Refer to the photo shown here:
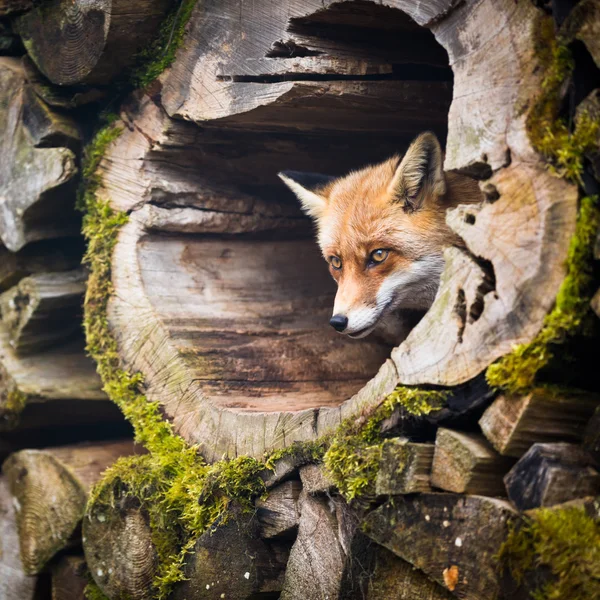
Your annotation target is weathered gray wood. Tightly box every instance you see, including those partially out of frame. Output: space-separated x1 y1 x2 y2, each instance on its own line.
299 463 335 495
172 511 288 600
0 477 39 600
85 497 157 600
16 0 171 85
0 268 86 354
362 494 516 600
3 440 137 575
504 443 600 511
431 428 514 496
479 388 600 458
0 325 107 430
0 238 83 292
0 57 80 252
256 480 301 539
280 492 361 600
51 555 88 600
375 438 434 495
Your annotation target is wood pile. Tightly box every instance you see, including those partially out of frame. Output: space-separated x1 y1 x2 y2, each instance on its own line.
0 1 599 599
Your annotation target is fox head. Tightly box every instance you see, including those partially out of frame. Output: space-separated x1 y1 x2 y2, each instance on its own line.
279 132 481 339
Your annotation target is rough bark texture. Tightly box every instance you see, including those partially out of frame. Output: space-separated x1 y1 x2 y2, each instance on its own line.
256 480 302 540
2 440 137 574
362 494 517 600
0 57 80 252
0 268 86 354
375 438 434 495
430 428 515 496
479 388 600 458
299 463 335 495
503 443 600 511
93 0 581 461
15 0 171 85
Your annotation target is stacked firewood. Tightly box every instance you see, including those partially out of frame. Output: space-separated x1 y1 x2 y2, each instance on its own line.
0 1 599 600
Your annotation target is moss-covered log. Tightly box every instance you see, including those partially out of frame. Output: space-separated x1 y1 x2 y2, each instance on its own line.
15 0 171 86
2 440 137 574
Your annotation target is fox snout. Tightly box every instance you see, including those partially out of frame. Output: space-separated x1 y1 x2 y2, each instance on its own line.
330 302 382 339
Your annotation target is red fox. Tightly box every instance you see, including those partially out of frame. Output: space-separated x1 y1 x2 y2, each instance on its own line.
279 132 483 345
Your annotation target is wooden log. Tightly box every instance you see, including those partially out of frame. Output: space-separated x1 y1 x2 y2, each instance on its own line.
280 492 363 600
51 555 87 600
0 57 80 252
504 443 600 511
0 326 109 430
351 545 454 600
593 287 600 319
2 440 137 574
171 510 288 600
375 438 434 495
576 89 600 182
0 0 31 16
479 388 600 457
362 494 517 600
299 463 335 495
561 0 600 68
256 480 301 539
84 495 157 600
430 428 515 496
0 268 86 355
0 477 39 600
15 0 171 86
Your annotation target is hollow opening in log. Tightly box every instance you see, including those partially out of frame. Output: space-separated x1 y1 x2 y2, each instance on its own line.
128 2 454 414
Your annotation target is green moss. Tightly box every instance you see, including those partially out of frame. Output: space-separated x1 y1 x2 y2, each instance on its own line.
323 388 448 501
0 388 28 428
128 0 198 89
498 505 600 600
486 195 600 394
84 581 110 600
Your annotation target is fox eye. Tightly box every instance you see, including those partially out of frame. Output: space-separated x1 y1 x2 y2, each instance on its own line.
370 249 389 264
329 256 342 270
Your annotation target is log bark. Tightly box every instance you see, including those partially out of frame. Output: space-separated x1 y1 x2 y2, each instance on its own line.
430 428 515 496
0 57 80 252
479 388 600 458
256 480 301 540
0 268 86 355
84 496 157 600
362 494 517 600
2 440 137 574
51 555 88 600
15 0 171 86
0 477 40 600
172 512 289 600
375 438 434 495
503 443 600 511
92 0 582 461
0 327 109 430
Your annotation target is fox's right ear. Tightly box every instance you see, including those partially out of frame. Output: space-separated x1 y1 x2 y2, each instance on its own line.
278 171 334 219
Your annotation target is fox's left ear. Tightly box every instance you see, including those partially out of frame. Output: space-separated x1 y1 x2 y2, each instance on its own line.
278 171 335 219
389 132 446 212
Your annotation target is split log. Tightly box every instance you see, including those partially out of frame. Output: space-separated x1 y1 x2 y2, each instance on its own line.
93 0 581 461
0 268 86 355
2 440 137 574
256 480 301 539
375 438 434 495
362 494 517 600
0 327 110 430
0 57 80 252
51 555 88 600
15 0 171 86
479 388 600 457
299 463 335 495
0 238 84 292
84 495 157 600
280 492 364 600
0 477 39 600
430 428 514 496
172 511 288 600
352 545 454 600
503 443 600 511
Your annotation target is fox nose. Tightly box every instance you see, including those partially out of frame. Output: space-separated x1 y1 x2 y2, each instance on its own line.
329 315 348 332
